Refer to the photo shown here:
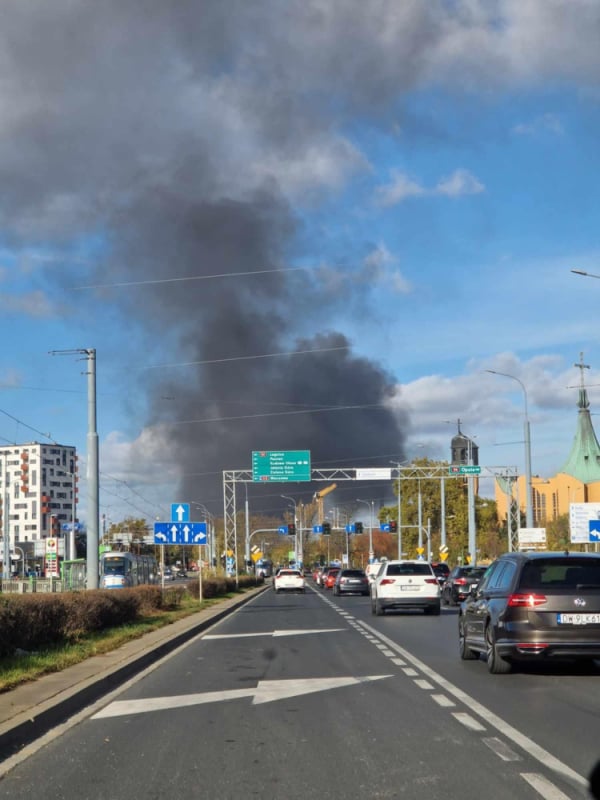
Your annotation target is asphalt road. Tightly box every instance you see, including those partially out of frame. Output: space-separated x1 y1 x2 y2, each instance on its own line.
0 583 598 799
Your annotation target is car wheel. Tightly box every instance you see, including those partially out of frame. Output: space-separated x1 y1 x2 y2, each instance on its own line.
458 618 478 660
485 623 511 674
375 599 385 616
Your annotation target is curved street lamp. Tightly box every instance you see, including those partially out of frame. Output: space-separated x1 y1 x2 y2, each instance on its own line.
485 369 533 529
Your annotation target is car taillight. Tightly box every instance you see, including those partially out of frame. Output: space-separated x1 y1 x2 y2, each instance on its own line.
507 593 547 607
454 578 467 585
424 578 438 585
380 578 395 586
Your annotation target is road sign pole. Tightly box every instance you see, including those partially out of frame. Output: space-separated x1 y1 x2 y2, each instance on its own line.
198 546 203 603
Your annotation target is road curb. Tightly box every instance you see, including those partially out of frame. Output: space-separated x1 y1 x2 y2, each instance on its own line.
0 584 269 763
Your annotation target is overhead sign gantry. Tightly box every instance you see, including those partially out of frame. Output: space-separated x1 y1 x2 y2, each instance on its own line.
222 454 519 581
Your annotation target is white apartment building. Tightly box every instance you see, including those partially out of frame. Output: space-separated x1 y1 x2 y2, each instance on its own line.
0 442 78 544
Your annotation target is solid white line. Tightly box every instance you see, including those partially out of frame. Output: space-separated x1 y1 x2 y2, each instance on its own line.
521 773 573 799
453 712 486 732
356 619 588 789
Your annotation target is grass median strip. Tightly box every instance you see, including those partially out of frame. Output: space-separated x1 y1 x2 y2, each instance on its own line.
0 594 230 694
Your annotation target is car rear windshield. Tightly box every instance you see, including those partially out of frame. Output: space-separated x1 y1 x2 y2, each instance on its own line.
518 558 600 590
386 563 433 577
342 570 366 578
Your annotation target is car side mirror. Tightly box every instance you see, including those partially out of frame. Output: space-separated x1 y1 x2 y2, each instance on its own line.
590 759 600 799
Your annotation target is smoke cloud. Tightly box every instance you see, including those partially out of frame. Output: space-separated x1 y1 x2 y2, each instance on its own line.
6 2 593 512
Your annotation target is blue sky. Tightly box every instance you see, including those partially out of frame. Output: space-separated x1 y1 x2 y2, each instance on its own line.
1 1 600 525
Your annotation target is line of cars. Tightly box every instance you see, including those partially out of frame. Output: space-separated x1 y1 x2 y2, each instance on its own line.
275 551 600 676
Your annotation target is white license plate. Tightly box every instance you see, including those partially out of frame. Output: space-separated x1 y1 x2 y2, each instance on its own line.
557 613 600 625
401 585 417 591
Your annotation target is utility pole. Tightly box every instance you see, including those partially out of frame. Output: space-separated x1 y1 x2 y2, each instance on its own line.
49 348 99 588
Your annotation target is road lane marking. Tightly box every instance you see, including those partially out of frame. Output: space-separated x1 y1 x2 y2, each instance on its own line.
203 628 344 639
453 712 486 732
355 619 588 790
431 694 455 708
92 675 393 719
521 773 574 799
483 737 521 762
414 679 434 690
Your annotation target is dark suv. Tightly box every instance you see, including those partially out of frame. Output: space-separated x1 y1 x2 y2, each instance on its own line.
442 565 487 605
458 551 600 674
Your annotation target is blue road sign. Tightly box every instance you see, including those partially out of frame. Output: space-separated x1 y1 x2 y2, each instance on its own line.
345 524 356 534
154 521 207 544
589 520 600 542
61 522 83 532
380 523 390 532
313 525 323 534
278 525 288 535
171 503 190 523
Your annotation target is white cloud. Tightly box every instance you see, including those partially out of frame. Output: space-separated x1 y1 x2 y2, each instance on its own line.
375 171 426 206
363 244 412 294
512 113 564 136
434 168 485 197
376 168 484 206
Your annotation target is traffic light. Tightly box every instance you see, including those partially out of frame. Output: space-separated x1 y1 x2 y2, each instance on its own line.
322 522 331 535
287 522 296 535
355 521 364 534
389 520 398 533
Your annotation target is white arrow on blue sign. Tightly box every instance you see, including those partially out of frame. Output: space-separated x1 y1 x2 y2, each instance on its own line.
171 503 190 523
589 520 600 542
154 521 207 544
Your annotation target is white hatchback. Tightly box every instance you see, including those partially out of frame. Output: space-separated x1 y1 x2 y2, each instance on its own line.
273 569 306 593
370 560 441 616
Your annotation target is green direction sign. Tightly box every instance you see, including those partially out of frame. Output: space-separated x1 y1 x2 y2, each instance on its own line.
448 465 482 476
252 450 311 482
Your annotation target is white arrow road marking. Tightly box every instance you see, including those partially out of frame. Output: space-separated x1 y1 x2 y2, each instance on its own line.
92 675 391 719
203 628 344 640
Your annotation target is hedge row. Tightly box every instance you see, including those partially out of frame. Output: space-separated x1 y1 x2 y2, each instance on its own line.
0 575 262 657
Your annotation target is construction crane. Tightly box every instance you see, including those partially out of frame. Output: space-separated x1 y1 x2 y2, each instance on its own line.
314 483 337 524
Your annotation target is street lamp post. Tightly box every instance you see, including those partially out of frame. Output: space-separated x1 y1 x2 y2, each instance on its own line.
485 370 533 529
356 498 374 562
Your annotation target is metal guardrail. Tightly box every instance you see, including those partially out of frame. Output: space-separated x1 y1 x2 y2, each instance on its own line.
0 577 85 593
